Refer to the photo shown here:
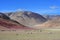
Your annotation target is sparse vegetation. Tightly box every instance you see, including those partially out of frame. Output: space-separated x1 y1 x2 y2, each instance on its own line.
0 29 60 40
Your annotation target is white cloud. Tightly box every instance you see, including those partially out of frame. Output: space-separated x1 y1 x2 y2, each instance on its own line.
49 6 59 9
16 8 28 11
17 9 23 11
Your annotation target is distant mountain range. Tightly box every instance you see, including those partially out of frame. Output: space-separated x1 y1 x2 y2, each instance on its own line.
0 11 60 29
43 15 60 20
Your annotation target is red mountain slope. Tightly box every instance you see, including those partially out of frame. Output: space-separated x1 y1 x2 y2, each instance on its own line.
0 18 33 30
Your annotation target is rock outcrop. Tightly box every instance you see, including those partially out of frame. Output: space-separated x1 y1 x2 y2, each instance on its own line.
0 12 10 20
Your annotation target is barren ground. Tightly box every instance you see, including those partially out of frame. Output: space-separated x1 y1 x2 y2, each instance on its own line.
0 29 60 40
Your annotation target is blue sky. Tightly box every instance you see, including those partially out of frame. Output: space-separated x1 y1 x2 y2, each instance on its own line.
0 0 60 15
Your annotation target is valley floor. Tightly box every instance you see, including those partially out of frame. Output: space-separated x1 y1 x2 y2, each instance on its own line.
0 29 60 40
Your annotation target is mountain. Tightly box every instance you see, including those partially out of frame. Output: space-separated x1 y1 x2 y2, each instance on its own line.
0 12 33 30
9 11 47 28
0 18 33 30
34 15 60 29
0 11 47 29
43 15 60 20
0 12 10 20
34 19 60 29
0 11 60 29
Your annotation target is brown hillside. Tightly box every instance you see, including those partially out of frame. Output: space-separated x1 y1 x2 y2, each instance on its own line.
34 19 60 29
0 18 33 30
